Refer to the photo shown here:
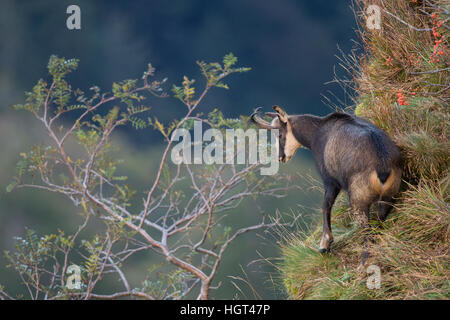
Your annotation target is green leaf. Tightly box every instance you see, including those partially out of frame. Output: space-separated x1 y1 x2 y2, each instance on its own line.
172 85 184 101
6 181 18 193
66 104 87 111
48 55 79 80
223 53 238 69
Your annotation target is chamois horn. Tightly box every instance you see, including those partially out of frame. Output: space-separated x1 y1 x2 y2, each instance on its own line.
250 107 276 130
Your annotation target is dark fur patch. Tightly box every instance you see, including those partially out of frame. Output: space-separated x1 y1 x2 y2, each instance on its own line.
377 171 391 184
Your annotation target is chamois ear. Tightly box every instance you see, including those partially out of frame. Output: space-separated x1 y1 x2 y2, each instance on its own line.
273 105 288 123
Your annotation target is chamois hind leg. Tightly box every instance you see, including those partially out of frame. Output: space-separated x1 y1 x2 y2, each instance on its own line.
318 182 340 253
376 197 395 221
350 200 371 266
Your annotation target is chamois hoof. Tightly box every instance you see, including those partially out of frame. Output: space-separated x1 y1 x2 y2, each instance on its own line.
356 263 365 274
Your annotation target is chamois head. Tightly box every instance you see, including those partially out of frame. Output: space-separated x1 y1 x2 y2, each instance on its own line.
251 105 301 163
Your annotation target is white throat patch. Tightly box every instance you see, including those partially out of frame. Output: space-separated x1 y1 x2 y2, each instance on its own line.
284 121 302 161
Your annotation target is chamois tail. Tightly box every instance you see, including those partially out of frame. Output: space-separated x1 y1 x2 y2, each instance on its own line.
369 169 396 195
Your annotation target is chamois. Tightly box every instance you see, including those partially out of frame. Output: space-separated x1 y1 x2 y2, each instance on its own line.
251 106 402 264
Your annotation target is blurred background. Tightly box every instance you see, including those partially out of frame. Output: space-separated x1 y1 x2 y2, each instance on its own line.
0 0 359 299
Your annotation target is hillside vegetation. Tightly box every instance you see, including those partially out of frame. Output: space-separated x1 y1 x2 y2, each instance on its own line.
280 0 449 299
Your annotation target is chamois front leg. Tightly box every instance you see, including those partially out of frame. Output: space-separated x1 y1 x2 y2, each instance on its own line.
318 182 340 253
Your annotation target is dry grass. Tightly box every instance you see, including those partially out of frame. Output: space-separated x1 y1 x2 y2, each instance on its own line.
353 0 449 181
